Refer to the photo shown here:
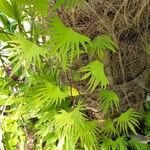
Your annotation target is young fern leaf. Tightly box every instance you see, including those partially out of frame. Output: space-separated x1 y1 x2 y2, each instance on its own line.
53 104 98 150
56 53 70 70
30 68 59 85
101 138 114 150
8 34 47 76
114 108 140 135
99 90 120 114
56 50 81 70
101 137 128 150
50 17 91 63
100 119 117 137
114 136 128 150
92 35 118 58
26 70 78 111
80 60 109 91
128 138 146 150
31 82 79 109
34 110 58 141
32 81 69 107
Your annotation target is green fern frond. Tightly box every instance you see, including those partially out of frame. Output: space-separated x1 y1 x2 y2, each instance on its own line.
128 138 145 150
34 110 58 140
99 90 120 114
80 60 109 91
31 0 49 16
24 70 79 112
50 17 91 62
30 68 59 85
114 108 140 135
13 0 49 16
115 136 128 150
55 50 81 70
101 138 114 150
53 104 98 150
8 34 47 76
30 84 79 110
101 137 128 150
57 53 70 70
0 13 10 28
32 81 69 107
0 0 16 19
100 119 117 137
143 108 150 134
92 35 118 58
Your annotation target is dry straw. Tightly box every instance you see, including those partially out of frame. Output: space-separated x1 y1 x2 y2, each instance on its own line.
51 0 150 116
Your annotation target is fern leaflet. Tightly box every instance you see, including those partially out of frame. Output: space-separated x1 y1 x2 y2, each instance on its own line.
101 137 127 150
50 17 91 63
100 119 117 137
53 104 98 150
80 60 109 91
114 108 140 135
8 34 47 76
99 90 120 114
93 35 117 55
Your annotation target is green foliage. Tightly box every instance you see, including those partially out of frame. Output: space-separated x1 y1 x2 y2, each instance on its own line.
3 102 98 149
6 0 49 17
101 137 128 150
0 32 12 41
0 0 16 19
9 34 47 76
101 138 114 150
80 60 109 91
50 16 91 65
0 0 144 149
100 109 140 138
92 35 118 58
128 138 148 150
19 0 49 16
2 118 25 150
114 108 140 135
53 104 98 150
100 119 117 137
0 0 22 28
143 112 150 134
31 0 49 16
26 70 79 111
115 136 128 150
142 101 150 135
32 80 71 106
0 13 9 27
99 90 120 114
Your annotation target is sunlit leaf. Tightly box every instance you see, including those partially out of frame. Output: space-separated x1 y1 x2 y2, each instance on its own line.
99 90 120 114
80 60 109 91
92 35 118 59
114 108 140 135
50 17 91 64
9 34 47 76
53 104 98 150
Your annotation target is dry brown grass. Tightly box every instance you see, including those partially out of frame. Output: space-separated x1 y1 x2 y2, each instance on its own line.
51 0 150 116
